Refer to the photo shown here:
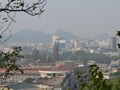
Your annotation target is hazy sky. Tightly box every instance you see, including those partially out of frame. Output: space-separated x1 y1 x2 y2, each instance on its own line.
9 0 120 38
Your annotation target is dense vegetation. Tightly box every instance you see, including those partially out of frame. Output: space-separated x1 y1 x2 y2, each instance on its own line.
111 77 120 90
60 51 119 63
24 49 120 63
76 65 120 90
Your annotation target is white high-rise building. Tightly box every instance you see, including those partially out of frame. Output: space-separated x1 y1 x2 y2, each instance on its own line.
52 35 60 46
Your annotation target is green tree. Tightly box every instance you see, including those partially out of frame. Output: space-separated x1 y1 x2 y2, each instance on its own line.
116 31 120 48
81 65 113 90
76 64 120 90
0 47 24 78
32 49 40 60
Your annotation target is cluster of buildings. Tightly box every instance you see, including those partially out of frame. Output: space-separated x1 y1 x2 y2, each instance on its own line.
1 59 120 90
0 61 89 90
2 35 119 54
52 35 119 60
0 35 120 89
52 35 119 53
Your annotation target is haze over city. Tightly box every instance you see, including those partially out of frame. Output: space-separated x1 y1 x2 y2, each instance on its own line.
8 0 120 38
1 0 120 90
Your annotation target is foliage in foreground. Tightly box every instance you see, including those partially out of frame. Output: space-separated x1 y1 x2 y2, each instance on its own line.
77 65 120 90
0 47 24 90
0 47 24 79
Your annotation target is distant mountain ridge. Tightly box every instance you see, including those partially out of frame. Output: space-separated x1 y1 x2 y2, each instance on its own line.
8 29 80 43
54 29 80 40
4 30 111 43
9 29 52 43
94 32 110 40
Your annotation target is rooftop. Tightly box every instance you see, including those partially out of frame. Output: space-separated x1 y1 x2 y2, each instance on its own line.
39 77 64 86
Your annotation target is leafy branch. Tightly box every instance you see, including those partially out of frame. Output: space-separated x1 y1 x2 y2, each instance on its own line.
0 47 24 79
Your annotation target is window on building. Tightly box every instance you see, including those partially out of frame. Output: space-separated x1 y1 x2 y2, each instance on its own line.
47 74 52 76
57 73 64 76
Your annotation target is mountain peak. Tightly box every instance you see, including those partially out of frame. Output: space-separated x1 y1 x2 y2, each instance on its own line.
55 29 80 40
9 29 52 43
56 28 65 32
7 29 80 43
94 32 110 40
